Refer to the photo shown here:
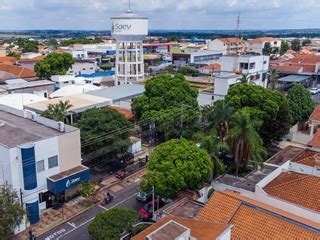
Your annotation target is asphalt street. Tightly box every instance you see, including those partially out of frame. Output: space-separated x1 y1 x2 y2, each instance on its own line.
39 181 144 240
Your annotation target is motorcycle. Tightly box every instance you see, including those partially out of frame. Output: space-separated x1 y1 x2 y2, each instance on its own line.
115 170 125 179
103 193 114 205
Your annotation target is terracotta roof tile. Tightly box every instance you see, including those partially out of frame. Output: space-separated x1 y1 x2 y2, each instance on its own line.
271 64 303 73
249 37 276 44
108 106 135 120
132 215 228 240
0 64 36 79
218 38 245 44
308 129 320 148
263 172 320 212
0 56 17 65
292 148 319 167
198 63 221 72
196 191 320 239
309 105 320 122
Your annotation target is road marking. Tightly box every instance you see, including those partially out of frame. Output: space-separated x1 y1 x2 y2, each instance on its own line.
98 205 108 210
44 228 66 240
56 193 138 240
66 222 76 228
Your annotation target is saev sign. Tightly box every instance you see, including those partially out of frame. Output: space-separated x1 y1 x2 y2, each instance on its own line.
113 23 132 32
66 177 81 188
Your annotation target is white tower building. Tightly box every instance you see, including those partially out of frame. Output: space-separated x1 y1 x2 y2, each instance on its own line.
111 9 148 85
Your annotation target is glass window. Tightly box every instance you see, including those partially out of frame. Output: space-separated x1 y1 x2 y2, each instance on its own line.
37 160 45 173
48 156 58 169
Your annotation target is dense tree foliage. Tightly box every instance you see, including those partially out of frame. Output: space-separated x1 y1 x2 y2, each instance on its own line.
178 66 200 76
287 84 315 124
229 109 267 175
302 39 312 46
291 39 302 52
0 184 25 238
16 39 39 53
88 208 138 240
34 52 75 79
60 38 103 47
262 42 272 55
79 182 96 201
75 107 133 156
42 100 73 123
280 41 290 55
132 74 199 140
225 83 293 145
141 139 212 198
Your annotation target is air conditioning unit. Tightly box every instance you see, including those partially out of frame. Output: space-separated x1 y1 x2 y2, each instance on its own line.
31 112 37 121
58 121 65 132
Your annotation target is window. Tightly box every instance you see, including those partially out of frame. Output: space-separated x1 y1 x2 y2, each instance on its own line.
249 62 256 69
90 67 94 70
239 62 249 70
263 61 267 64
48 156 58 169
37 160 45 173
82 68 86 71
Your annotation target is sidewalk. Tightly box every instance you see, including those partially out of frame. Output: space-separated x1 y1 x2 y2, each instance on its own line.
18 167 146 239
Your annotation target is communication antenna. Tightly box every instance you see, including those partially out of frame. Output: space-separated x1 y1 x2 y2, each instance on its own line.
128 0 131 10
236 12 241 38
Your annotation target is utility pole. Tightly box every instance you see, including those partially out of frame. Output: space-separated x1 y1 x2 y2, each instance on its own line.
148 121 156 155
152 185 155 217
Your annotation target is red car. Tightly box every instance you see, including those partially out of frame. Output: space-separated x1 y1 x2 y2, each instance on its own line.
139 199 164 220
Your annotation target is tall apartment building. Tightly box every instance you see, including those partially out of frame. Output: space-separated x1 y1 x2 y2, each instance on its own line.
208 38 246 55
0 105 89 233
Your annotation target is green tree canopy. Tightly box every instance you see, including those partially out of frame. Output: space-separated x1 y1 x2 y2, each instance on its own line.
75 107 133 156
291 39 301 52
132 74 199 139
141 139 212 198
302 39 312 46
88 208 139 240
262 42 272 55
225 83 293 145
229 109 267 175
42 100 73 123
0 184 25 238
178 66 200 76
280 41 290 55
287 84 315 124
34 52 75 79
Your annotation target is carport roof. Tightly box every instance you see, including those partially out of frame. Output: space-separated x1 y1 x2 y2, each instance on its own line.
278 75 311 83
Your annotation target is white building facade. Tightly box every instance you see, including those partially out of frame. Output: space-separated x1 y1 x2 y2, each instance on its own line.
247 37 282 55
0 105 89 234
208 38 246 55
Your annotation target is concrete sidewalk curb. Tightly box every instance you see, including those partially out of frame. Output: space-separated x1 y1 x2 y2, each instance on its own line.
36 168 145 238
36 203 95 238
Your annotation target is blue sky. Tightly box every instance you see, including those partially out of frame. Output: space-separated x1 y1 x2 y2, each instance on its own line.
0 0 319 30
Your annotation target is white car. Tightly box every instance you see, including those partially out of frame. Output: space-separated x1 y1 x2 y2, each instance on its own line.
309 88 320 95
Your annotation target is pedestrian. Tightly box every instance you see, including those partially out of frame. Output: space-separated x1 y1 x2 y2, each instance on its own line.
28 229 34 240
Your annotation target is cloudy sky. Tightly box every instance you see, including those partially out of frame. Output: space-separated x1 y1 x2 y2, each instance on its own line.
0 0 319 30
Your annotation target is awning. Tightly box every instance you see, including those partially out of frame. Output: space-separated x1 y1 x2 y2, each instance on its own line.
47 165 90 195
278 75 311 83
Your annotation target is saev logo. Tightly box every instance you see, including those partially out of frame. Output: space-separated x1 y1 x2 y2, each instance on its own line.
65 177 80 188
113 23 132 32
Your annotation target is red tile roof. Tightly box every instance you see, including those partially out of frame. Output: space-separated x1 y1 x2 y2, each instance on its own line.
218 38 245 44
309 105 320 122
198 63 221 72
0 64 36 79
196 191 320 239
292 148 320 167
308 129 320 148
132 215 228 240
263 172 320 212
271 64 303 73
249 37 276 44
0 56 17 65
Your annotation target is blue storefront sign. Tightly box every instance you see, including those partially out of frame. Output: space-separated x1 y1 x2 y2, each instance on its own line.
47 168 90 195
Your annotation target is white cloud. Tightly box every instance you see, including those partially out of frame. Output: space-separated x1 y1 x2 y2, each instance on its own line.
0 0 318 30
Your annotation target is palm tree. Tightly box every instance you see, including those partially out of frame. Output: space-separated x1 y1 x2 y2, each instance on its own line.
269 69 279 90
42 100 73 123
194 132 228 180
239 73 250 83
207 100 234 143
229 109 267 176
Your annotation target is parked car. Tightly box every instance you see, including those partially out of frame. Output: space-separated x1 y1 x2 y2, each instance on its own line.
139 199 165 220
309 88 320 95
136 190 152 202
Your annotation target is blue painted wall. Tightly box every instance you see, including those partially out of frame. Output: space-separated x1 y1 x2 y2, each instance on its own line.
21 146 37 190
26 201 40 224
47 168 90 195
